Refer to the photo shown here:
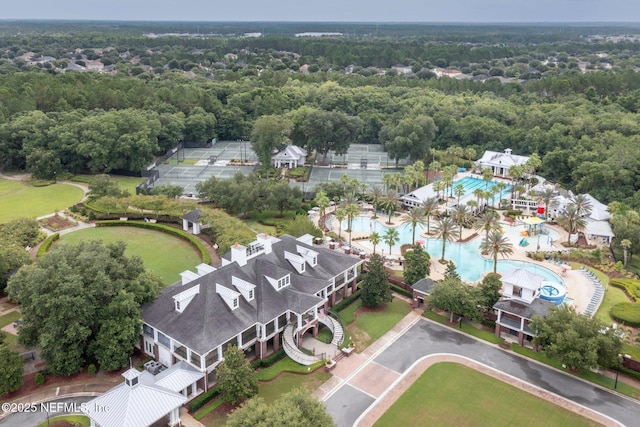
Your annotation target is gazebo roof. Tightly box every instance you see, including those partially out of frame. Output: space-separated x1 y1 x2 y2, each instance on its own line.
522 216 545 226
501 268 544 291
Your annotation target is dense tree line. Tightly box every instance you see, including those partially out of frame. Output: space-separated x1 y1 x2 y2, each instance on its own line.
6 240 162 375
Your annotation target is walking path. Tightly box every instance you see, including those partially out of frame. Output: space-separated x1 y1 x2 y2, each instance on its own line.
317 308 640 427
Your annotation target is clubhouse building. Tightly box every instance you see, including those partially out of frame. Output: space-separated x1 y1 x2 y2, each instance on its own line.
139 233 363 392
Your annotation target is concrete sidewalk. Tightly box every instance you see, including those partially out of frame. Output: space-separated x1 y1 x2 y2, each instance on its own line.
314 306 423 402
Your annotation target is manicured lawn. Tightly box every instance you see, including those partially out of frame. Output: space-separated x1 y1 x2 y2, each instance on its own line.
72 174 144 195
348 298 411 349
36 414 90 427
257 369 331 404
255 358 324 382
0 311 21 328
337 299 363 324
54 227 201 285
374 362 601 427
0 178 83 223
106 175 145 195
423 310 504 344
200 364 331 427
595 284 632 326
1 332 27 354
512 345 640 399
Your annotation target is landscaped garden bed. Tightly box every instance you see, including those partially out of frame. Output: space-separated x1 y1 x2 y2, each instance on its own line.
38 214 76 232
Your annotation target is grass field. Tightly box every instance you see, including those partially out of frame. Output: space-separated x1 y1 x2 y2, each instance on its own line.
348 298 411 349
0 178 84 223
36 414 90 427
374 362 601 427
595 285 631 326
54 227 202 285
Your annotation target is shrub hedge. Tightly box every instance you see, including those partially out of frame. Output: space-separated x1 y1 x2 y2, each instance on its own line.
189 385 221 412
332 289 362 313
390 284 413 298
610 302 640 327
37 233 60 258
610 278 640 302
250 348 285 370
95 221 211 264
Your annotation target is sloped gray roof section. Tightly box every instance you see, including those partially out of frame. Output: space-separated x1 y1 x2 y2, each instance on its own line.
411 277 437 295
493 298 554 320
142 234 359 355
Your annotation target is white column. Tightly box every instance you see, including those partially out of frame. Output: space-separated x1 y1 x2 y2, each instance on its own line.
520 317 525 331
169 407 180 426
182 219 189 231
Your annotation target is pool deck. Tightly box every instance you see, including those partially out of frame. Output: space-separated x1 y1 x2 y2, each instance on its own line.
317 202 598 317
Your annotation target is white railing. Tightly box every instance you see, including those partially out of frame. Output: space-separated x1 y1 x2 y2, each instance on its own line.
319 315 344 347
282 325 322 366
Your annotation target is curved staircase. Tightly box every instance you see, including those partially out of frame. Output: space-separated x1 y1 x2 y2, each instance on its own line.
282 324 323 365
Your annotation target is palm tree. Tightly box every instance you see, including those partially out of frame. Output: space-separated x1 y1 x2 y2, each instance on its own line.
428 160 441 184
454 183 465 207
464 147 477 163
422 197 439 235
344 203 360 246
480 231 514 273
368 185 384 219
487 186 498 208
539 187 558 221
482 167 493 190
621 239 632 267
370 231 381 255
381 189 400 224
434 180 446 201
451 204 469 240
383 227 400 256
382 173 393 193
475 210 501 239
495 181 508 208
572 194 593 218
508 165 524 199
334 208 346 241
434 217 459 262
403 207 427 244
466 199 478 215
557 204 586 246
473 188 484 209
524 153 542 190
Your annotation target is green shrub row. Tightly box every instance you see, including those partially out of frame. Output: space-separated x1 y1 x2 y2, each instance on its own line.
610 278 640 302
332 289 362 313
189 384 221 412
390 284 412 298
250 348 285 370
610 302 640 327
37 233 60 258
96 221 211 264
618 365 640 381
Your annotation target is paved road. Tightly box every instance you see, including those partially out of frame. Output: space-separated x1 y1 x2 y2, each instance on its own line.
325 319 640 427
0 396 93 426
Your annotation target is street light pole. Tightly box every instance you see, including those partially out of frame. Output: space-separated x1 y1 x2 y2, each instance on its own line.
614 370 619 389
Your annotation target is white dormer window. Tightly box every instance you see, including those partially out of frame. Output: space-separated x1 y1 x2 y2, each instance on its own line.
173 284 200 313
296 245 318 267
216 283 242 310
284 251 306 274
286 275 290 285
232 276 256 302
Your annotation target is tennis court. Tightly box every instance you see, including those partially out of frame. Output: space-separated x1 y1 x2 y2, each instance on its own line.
149 142 407 196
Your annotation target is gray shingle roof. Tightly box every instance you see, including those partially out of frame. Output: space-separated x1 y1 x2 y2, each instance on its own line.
142 234 361 355
411 277 437 295
180 209 203 222
493 298 554 320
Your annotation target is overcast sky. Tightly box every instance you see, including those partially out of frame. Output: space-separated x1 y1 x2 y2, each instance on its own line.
2 1 640 22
